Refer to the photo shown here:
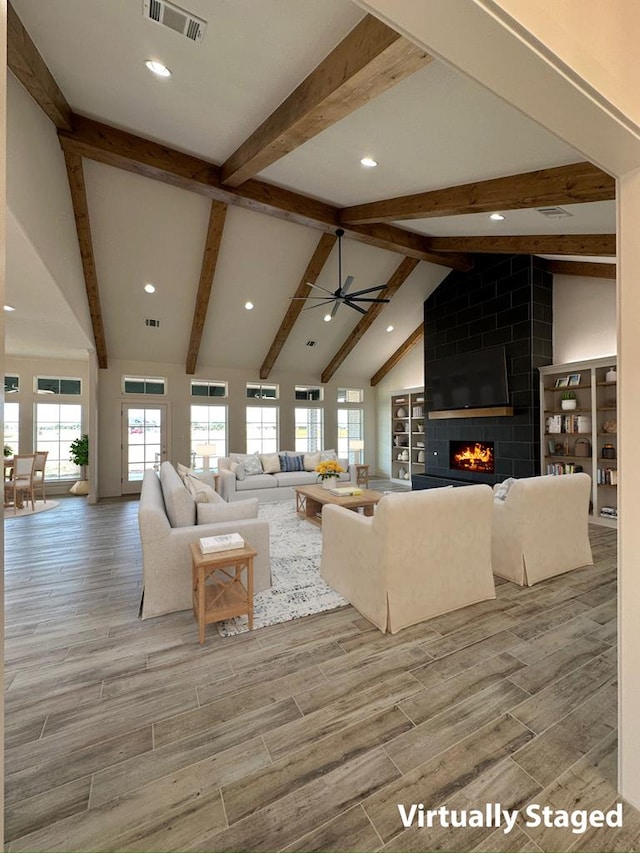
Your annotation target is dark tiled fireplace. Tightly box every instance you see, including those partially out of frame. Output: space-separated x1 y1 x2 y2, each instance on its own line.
449 441 495 474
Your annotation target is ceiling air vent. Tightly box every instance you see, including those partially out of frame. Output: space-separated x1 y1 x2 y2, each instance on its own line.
142 0 207 43
537 206 574 219
306 341 317 347
145 318 161 328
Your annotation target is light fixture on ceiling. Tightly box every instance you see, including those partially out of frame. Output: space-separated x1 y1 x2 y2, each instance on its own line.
324 314 332 322
360 157 378 168
490 212 505 221
4 305 15 312
144 283 156 293
245 301 254 310
386 325 394 332
145 59 172 78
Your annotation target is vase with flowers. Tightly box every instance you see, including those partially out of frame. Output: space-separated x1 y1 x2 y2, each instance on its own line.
316 459 345 490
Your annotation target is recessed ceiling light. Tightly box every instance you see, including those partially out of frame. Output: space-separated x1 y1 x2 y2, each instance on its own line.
145 60 171 78
360 157 378 168
386 325 394 332
324 314 332 322
4 305 15 312
245 301 254 310
490 212 505 221
144 283 156 294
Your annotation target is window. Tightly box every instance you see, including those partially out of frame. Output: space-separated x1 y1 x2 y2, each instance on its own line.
35 403 82 479
337 387 364 403
190 405 227 468
295 385 323 401
338 408 364 463
5 375 19 394
123 376 166 395
36 376 82 395
246 406 278 454
246 382 278 400
295 407 323 453
191 380 227 398
4 402 19 455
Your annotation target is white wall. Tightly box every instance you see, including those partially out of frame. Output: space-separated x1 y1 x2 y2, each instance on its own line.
98 359 377 497
553 274 617 363
374 343 423 477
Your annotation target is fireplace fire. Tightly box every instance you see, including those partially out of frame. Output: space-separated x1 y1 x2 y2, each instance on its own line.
450 441 495 474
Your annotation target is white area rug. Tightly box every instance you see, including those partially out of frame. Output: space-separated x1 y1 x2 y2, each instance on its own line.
4 500 59 519
218 500 347 636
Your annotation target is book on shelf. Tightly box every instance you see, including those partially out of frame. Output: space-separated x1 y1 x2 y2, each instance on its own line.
329 486 363 496
199 532 245 554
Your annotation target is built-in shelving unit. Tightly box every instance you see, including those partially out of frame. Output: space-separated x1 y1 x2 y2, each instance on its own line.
391 389 425 482
539 356 617 527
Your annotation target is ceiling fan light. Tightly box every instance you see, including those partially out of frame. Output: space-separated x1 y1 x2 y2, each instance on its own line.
324 314 332 322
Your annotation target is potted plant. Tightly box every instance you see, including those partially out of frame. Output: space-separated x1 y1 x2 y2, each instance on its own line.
4 444 12 458
69 433 89 495
561 390 577 411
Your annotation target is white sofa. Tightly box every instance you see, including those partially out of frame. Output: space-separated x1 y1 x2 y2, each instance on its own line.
491 472 593 586
138 461 271 618
320 484 496 634
218 451 356 502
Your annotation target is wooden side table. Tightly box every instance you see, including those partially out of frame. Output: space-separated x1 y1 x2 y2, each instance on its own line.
355 464 369 488
189 541 256 643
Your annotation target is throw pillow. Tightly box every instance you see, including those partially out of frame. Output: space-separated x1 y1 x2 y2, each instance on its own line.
197 497 259 524
176 463 192 482
320 449 338 462
242 452 263 477
303 452 320 472
184 474 219 503
260 452 281 474
230 461 246 481
279 453 304 472
494 477 516 502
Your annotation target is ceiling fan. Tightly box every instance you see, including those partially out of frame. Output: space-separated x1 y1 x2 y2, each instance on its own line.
292 228 390 319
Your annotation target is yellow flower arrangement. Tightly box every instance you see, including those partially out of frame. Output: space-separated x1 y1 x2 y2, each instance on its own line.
315 459 345 480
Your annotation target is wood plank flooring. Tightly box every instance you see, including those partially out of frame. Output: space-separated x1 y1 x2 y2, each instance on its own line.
4 492 636 852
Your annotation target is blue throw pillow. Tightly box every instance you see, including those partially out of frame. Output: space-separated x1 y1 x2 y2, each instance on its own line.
279 454 304 472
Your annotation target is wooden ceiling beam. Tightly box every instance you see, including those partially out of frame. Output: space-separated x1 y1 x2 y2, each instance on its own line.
58 117 472 271
546 259 616 279
186 201 228 375
426 234 615 256
371 322 424 386
340 162 615 224
63 151 108 368
221 15 432 187
321 257 419 384
260 233 337 380
8 1 73 131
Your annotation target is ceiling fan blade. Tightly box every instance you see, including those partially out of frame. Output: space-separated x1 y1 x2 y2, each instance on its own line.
302 298 336 310
345 296 391 303
340 275 355 296
345 301 367 315
306 282 335 295
330 300 341 318
347 284 389 297
290 295 339 300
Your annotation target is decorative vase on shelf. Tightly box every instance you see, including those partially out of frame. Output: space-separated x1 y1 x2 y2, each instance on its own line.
396 407 407 418
606 368 617 383
398 466 406 479
322 476 338 490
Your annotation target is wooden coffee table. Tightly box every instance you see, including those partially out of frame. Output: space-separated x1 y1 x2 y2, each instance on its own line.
294 484 383 527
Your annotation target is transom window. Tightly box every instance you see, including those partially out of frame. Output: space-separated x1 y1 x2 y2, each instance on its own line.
123 376 166 395
337 387 364 403
295 407 323 453
35 403 83 479
246 382 278 400
246 406 278 454
295 385 323 401
191 380 227 398
190 405 227 469
338 408 364 463
5 375 19 394
36 376 82 395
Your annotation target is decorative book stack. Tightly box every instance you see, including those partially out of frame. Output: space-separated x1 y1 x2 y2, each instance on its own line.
199 533 245 554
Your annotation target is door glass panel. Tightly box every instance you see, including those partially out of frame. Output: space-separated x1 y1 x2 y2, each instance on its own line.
122 404 166 492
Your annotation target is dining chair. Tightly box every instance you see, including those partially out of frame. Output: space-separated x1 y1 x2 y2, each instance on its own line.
5 454 37 513
33 450 49 503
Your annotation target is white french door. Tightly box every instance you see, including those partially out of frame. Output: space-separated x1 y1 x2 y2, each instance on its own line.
121 403 168 494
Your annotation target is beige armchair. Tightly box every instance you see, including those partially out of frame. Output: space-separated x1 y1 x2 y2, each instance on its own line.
320 484 496 634
491 472 593 586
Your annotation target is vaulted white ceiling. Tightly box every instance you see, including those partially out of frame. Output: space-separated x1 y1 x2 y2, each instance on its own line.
6 0 615 378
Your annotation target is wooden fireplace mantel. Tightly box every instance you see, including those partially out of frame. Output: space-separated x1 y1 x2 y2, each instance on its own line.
428 406 514 420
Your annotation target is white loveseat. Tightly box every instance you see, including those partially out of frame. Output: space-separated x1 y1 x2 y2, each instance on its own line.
138 461 271 618
491 472 593 586
320 484 496 634
218 451 356 503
